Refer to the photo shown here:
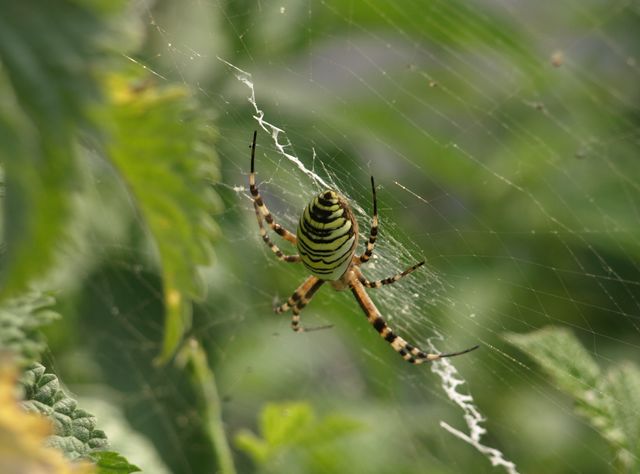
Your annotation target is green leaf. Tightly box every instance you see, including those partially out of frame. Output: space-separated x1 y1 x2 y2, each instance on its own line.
103 74 218 364
503 326 601 400
234 430 270 465
89 451 141 474
0 0 108 299
0 292 60 366
605 363 640 471
504 327 609 431
261 401 315 446
505 327 640 472
298 414 363 446
20 363 109 459
235 401 362 467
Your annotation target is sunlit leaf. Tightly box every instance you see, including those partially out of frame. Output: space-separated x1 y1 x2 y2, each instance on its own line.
234 431 270 465
235 401 362 468
89 451 141 474
298 414 363 446
261 401 315 446
103 74 219 363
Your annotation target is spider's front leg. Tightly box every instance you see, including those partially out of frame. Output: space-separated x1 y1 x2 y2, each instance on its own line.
274 276 331 332
254 203 300 263
249 130 298 245
357 176 379 264
350 278 478 363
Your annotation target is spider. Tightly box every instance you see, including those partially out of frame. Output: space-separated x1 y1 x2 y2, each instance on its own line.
249 131 478 364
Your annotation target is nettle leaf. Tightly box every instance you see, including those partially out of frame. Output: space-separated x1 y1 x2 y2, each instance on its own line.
503 326 611 429
89 451 141 474
261 401 315 446
604 363 640 471
104 74 219 363
234 431 270 465
298 414 363 446
20 363 109 459
235 401 362 467
504 327 609 424
0 0 109 299
0 292 60 366
504 326 601 394
0 360 96 474
505 326 640 472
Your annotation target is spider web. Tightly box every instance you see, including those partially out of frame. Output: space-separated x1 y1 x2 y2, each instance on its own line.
218 57 516 472
51 1 640 473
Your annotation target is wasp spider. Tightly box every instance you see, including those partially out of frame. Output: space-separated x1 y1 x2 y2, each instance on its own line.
249 131 478 364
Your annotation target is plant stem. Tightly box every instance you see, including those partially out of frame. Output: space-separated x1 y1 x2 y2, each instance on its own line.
178 338 237 474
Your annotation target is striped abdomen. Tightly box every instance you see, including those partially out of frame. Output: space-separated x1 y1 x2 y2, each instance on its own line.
296 190 358 281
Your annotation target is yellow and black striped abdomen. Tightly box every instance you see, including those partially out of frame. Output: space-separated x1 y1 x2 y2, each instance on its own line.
297 190 358 281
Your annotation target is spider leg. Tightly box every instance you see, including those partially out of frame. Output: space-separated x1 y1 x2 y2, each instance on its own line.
355 261 425 288
357 176 378 264
254 203 300 263
274 276 318 313
274 276 331 332
350 278 478 363
249 130 298 244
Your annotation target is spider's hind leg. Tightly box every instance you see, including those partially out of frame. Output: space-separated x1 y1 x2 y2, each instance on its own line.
350 278 477 363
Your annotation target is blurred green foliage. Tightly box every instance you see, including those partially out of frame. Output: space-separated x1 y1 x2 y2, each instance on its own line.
0 0 639 473
0 292 59 366
235 401 362 473
0 0 218 470
506 327 640 473
0 0 105 298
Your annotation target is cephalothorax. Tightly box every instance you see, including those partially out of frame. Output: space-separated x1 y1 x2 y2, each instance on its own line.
249 131 477 364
